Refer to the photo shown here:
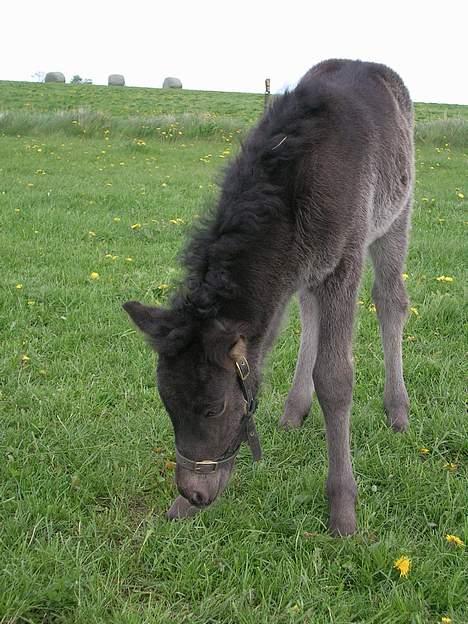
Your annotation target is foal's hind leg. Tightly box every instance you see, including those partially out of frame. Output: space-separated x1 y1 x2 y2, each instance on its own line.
369 206 411 432
280 289 319 429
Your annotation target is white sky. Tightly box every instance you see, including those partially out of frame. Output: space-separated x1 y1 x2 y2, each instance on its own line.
1 0 467 104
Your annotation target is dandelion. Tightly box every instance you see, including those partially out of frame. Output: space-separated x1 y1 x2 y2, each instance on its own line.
88 231 96 237
456 192 464 199
419 447 430 455
410 307 419 316
402 273 409 280
436 275 454 282
27 300 35 306
35 169 46 175
169 218 185 225
21 354 30 363
445 534 464 547
16 283 23 289
113 217 121 222
89 272 100 280
443 462 457 472
440 617 452 624
393 555 411 577
368 303 377 313
135 139 146 146
131 223 142 230
125 257 134 262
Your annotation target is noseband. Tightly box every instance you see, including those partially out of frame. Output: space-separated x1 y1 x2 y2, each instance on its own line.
174 356 262 473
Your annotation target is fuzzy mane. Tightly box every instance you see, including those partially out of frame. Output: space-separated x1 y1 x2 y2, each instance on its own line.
170 84 328 320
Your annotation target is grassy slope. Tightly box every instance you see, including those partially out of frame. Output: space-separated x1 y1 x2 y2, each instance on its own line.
0 84 467 624
1 80 467 122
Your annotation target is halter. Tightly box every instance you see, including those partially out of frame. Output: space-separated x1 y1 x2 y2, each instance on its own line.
174 356 262 473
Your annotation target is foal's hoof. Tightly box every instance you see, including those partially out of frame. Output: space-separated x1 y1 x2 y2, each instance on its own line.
166 495 202 520
386 407 409 433
279 402 309 430
329 512 357 537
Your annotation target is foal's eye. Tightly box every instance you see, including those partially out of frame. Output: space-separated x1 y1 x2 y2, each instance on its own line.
203 401 226 419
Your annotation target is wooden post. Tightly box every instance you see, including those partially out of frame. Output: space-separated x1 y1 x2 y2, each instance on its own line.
264 78 271 111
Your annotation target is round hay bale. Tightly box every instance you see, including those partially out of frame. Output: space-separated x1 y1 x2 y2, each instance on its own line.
45 72 65 83
108 74 125 87
163 77 182 89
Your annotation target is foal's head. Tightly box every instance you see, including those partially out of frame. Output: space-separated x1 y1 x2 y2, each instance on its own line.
124 301 257 508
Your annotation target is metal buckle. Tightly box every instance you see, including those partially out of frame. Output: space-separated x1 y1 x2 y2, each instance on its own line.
235 357 250 381
194 460 218 473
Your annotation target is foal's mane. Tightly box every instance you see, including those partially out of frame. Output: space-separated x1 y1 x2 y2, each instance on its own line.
170 85 326 322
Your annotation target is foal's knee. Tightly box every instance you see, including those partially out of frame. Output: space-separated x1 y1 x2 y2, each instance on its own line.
314 357 354 414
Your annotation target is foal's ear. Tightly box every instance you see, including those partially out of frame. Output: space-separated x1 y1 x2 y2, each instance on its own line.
203 319 247 370
123 301 191 355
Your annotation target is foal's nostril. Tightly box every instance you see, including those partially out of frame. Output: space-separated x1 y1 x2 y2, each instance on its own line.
189 491 207 507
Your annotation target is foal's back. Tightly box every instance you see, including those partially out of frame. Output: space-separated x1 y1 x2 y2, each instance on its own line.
298 59 414 244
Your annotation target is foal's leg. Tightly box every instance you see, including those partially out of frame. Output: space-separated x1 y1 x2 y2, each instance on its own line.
369 207 411 432
313 264 361 536
280 289 319 429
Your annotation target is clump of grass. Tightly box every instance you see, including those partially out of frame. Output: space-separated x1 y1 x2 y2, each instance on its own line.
414 118 468 147
0 109 249 140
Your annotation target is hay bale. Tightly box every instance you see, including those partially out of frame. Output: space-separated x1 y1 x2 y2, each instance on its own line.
45 72 65 83
108 74 125 86
163 77 182 89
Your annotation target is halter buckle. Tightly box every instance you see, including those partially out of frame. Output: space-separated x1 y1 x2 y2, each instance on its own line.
194 460 218 473
235 357 250 381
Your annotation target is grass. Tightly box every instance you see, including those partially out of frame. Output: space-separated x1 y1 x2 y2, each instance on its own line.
0 82 467 624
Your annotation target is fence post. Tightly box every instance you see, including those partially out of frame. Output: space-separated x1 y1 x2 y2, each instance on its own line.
264 78 271 111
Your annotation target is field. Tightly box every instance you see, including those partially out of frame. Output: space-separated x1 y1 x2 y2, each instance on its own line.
0 82 467 624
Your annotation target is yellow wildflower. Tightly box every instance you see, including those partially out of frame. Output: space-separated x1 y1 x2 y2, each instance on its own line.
443 462 457 472
88 231 96 237
131 223 141 230
21 354 30 363
368 303 377 313
440 617 451 623
456 192 464 199
410 307 419 316
402 273 409 280
125 257 134 262
394 555 411 577
16 283 23 289
445 534 464 547
113 217 121 222
419 447 430 455
435 276 454 282
89 272 99 280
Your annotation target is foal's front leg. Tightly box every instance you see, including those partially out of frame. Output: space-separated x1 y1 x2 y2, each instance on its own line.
313 267 360 536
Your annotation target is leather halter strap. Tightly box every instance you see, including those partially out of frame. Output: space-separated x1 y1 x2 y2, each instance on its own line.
174 356 262 473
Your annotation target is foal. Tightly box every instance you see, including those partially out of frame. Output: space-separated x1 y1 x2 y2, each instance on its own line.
124 59 414 535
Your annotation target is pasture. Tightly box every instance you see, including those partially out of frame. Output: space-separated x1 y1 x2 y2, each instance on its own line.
0 82 467 623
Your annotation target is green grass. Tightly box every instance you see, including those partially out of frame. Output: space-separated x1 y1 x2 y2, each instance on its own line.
0 84 467 624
